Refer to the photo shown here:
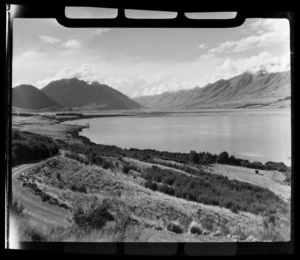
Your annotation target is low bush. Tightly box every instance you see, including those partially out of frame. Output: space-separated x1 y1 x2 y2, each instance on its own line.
123 163 140 174
70 184 87 193
142 165 287 216
166 221 184 234
122 164 131 174
72 199 114 230
41 192 51 202
189 222 203 235
200 216 214 231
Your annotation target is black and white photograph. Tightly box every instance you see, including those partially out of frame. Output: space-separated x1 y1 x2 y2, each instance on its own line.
8 7 292 246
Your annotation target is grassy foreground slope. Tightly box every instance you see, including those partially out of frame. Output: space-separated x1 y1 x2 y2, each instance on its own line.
12 151 290 242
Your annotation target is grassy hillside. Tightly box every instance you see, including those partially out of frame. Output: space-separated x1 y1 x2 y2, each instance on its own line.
134 70 291 109
13 154 290 242
11 129 291 242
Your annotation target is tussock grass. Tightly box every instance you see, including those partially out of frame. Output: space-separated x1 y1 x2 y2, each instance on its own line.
10 200 25 217
10 212 69 242
72 199 114 231
166 221 184 234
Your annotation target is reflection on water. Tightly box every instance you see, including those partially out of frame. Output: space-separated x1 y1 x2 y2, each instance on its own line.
66 113 291 166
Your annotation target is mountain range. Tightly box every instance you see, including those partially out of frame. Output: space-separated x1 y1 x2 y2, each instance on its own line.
134 70 291 109
12 78 143 110
12 70 291 111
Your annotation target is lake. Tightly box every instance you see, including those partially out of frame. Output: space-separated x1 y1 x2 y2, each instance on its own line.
65 111 291 166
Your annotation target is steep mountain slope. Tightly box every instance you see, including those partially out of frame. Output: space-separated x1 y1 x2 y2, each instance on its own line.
41 78 143 110
90 81 143 109
12 84 62 110
134 70 291 109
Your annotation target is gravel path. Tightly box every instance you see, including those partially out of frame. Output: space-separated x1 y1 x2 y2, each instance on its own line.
12 161 72 226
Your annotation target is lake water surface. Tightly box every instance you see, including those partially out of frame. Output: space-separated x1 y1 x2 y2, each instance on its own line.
65 112 291 166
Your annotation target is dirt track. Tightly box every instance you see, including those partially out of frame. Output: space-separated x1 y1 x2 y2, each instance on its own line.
12 161 71 226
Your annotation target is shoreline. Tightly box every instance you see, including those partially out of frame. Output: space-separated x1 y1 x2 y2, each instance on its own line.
12 114 291 168
63 121 291 170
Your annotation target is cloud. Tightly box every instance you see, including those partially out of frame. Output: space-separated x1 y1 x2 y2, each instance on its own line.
198 44 206 49
208 19 289 53
249 18 289 34
36 63 205 98
215 51 290 79
209 41 236 53
93 28 111 36
198 53 215 60
62 39 81 49
36 64 101 87
137 74 164 84
39 35 61 44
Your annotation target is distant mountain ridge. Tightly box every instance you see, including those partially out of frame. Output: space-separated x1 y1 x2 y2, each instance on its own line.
41 78 143 110
12 84 62 110
13 78 143 110
134 70 291 109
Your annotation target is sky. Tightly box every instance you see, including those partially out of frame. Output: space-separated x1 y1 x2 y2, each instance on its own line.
12 14 291 98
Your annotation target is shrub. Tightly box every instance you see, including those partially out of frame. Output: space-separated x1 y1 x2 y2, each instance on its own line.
255 169 259 174
189 222 203 235
230 204 239 214
189 150 199 164
72 200 114 230
70 184 87 193
77 184 87 193
101 159 114 169
41 192 51 202
263 214 276 228
232 226 248 241
123 164 131 174
167 221 184 234
217 151 229 164
219 223 230 235
201 217 214 231
140 163 287 216
26 229 46 242
12 131 59 166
